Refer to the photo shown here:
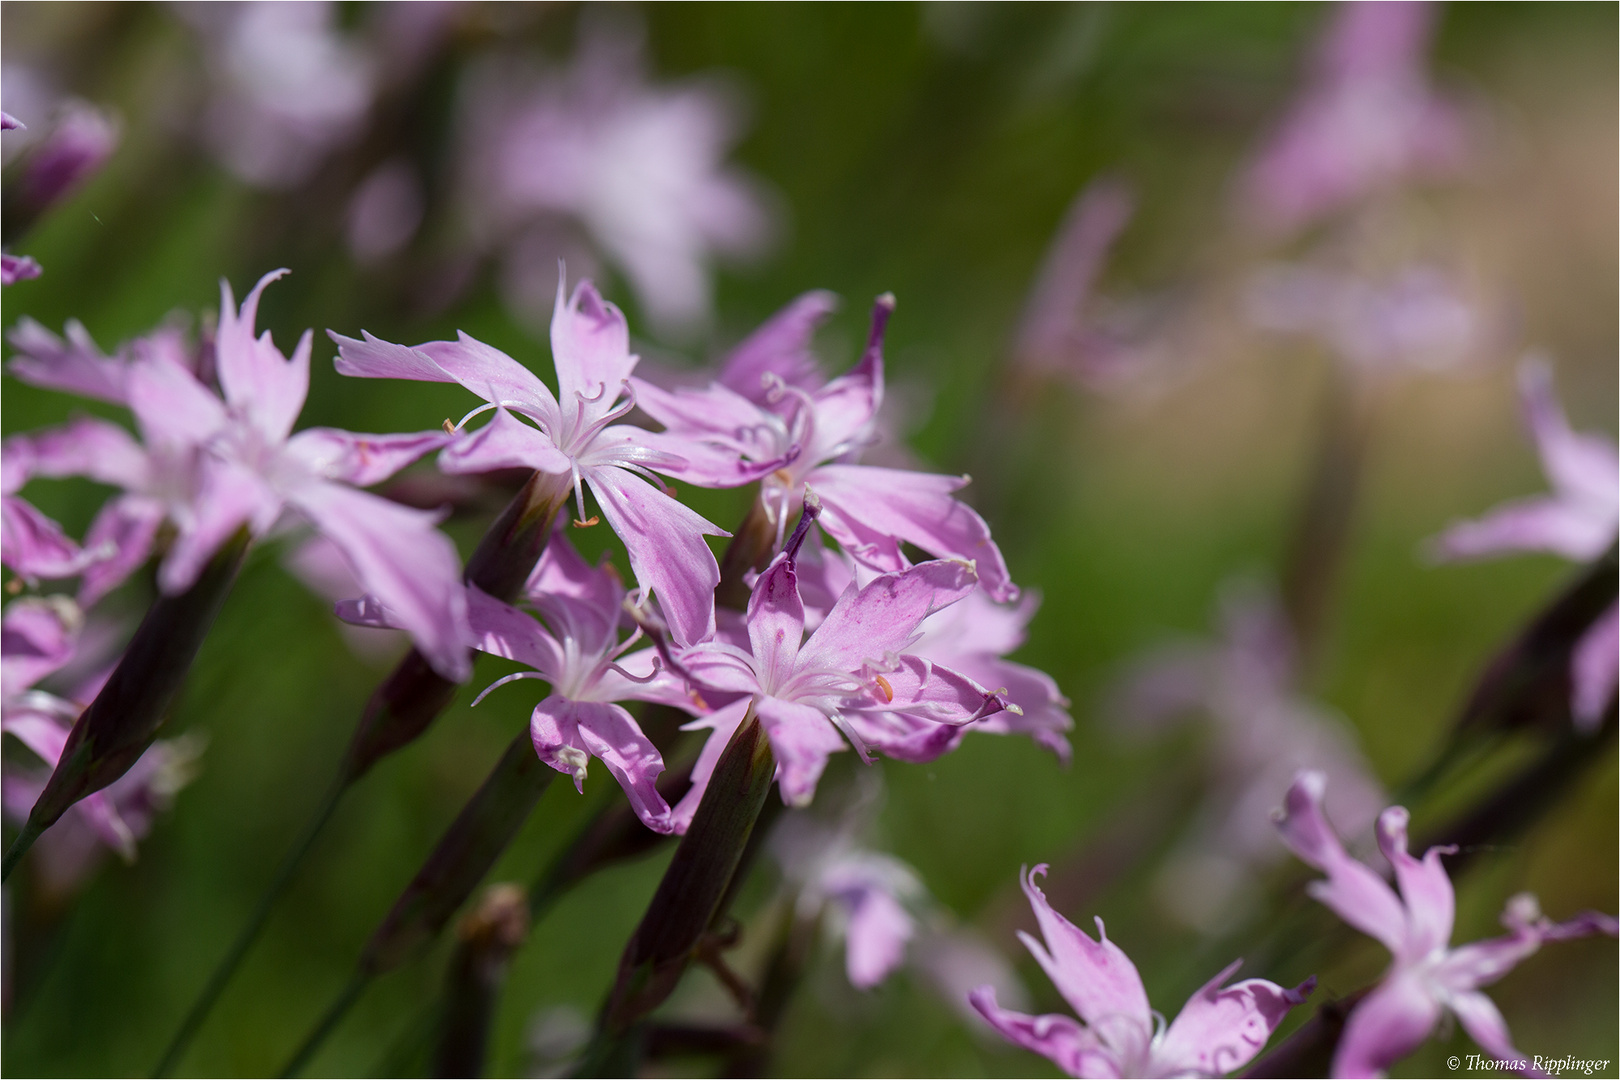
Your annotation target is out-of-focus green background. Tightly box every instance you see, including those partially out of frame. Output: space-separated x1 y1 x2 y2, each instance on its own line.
2 3 1614 1077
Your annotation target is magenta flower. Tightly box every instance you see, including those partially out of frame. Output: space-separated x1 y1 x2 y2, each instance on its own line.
1275 771 1618 1079
343 534 692 833
1434 361 1619 729
2 432 99 584
1242 1 1468 233
458 21 771 332
16 100 119 213
633 296 1017 602
971 865 1313 1078
669 502 1015 832
7 271 469 677
2 253 42 286
332 277 727 648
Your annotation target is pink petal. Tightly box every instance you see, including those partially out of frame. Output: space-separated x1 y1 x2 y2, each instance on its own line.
420 334 561 423
1 496 88 581
1375 805 1455 960
1571 602 1618 732
668 697 753 833
14 417 148 490
839 883 914 990
849 654 1012 727
330 329 463 383
464 586 565 680
747 552 805 696
126 348 228 450
1274 771 1409 956
1520 361 1620 513
1448 992 1545 1078
757 696 845 807
954 656 1074 762
551 279 637 418
586 464 723 648
532 697 672 833
159 460 278 593
215 271 310 442
718 289 837 402
284 428 454 486
1332 972 1444 1079
290 481 471 681
1017 864 1152 1033
1156 960 1313 1077
968 987 1115 1078
438 407 571 476
1435 496 1614 562
812 464 1017 602
78 495 164 606
2 253 42 286
6 317 130 404
802 304 887 460
1 598 80 693
799 559 978 675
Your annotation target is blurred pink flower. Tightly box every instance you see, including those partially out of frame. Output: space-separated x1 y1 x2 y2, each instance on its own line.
1 254 42 286
1433 361 1619 729
1242 1 1469 233
634 296 1018 602
182 1 376 189
1275 771 1618 1079
16 100 119 213
970 864 1313 1078
341 535 694 834
1111 583 1384 929
346 159 425 265
459 23 772 333
1 598 198 898
1247 262 1491 376
333 277 728 648
670 502 1015 830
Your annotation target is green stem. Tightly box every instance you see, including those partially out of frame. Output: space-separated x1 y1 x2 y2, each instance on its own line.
152 776 347 1077
277 970 373 1078
1 819 45 882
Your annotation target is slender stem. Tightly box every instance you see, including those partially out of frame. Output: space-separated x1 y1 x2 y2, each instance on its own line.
1 819 45 882
277 970 373 1078
152 775 348 1077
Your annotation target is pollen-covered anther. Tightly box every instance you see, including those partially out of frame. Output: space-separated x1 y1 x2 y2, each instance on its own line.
873 674 894 703
572 515 601 528
441 418 456 434
556 745 590 790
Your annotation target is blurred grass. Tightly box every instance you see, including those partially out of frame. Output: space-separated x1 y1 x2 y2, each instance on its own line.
2 3 1615 1077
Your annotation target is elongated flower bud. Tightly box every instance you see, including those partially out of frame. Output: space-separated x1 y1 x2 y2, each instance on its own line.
361 728 556 975
1454 543 1617 737
433 883 530 1079
4 527 250 881
340 470 570 781
597 705 775 1038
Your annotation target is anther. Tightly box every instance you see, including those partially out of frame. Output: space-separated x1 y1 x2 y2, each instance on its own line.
572 516 601 528
873 674 894 703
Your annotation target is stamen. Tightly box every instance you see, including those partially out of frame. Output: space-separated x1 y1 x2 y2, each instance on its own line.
471 670 546 708
827 709 874 765
570 461 589 527
873 674 894 703
442 418 455 435
606 656 663 684
783 489 821 564
572 516 600 528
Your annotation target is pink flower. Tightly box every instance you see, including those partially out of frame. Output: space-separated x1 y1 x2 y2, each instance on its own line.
7 271 469 678
1 598 197 897
1242 1 1469 233
669 501 1015 831
970 864 1313 1078
332 276 728 648
1111 583 1384 928
341 534 692 833
1433 361 1619 729
633 295 1018 602
459 22 771 333
1247 262 1490 376
1274 771 1618 1079
2 253 42 286
16 100 119 213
